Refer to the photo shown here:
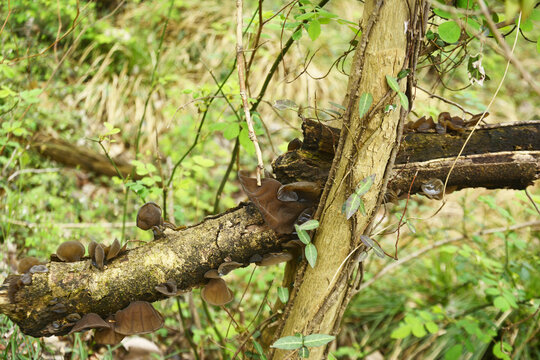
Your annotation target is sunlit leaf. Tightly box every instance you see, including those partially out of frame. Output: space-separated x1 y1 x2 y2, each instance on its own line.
391 324 411 339
444 344 463 360
385 75 400 92
343 192 362 220
299 346 310 358
297 220 319 231
295 226 312 245
308 20 321 41
303 334 335 347
305 243 317 268
356 174 375 196
493 296 510 311
397 91 409 110
438 21 461 43
277 287 289 303
358 93 373 119
271 335 303 350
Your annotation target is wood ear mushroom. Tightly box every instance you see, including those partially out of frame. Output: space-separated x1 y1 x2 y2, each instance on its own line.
238 172 321 234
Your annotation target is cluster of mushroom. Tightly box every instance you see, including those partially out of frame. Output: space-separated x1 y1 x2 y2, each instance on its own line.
87 239 126 270
404 111 488 134
136 202 177 238
51 239 127 270
68 301 164 345
238 171 321 234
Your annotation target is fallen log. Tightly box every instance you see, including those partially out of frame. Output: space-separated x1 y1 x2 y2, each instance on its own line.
1 119 538 337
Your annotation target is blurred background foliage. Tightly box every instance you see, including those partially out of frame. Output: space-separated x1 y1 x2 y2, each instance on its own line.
0 0 539 358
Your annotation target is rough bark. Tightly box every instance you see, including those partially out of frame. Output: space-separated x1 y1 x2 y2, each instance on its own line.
0 204 288 337
270 0 413 358
274 119 540 195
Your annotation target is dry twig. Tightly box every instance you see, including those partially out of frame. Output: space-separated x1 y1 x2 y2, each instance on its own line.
236 0 265 185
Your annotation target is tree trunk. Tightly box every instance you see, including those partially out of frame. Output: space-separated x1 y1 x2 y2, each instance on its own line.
270 0 418 358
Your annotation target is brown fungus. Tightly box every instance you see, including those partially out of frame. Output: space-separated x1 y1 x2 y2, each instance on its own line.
56 241 85 262
155 280 178 296
105 238 122 260
50 303 67 314
287 138 303 151
277 182 321 203
69 313 109 334
201 278 233 306
256 252 294 266
17 257 42 274
218 261 243 276
66 313 81 323
204 269 221 279
93 315 125 345
136 202 164 231
238 172 315 234
93 244 105 270
249 254 263 263
115 301 164 335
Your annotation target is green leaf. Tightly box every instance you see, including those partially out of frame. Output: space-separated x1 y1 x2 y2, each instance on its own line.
411 322 427 338
358 198 366 216
303 334 335 347
397 91 409 110
305 243 318 268
297 220 319 231
252 340 268 360
271 335 303 350
355 174 375 196
292 29 303 41
493 341 512 360
433 8 452 19
239 128 255 155
485 287 500 296
343 192 362 220
385 75 400 92
277 287 289 303
299 346 310 358
425 321 439 334
397 69 410 80
357 93 373 119
295 227 312 245
493 296 510 311
391 324 411 339
192 155 215 167
444 344 463 360
406 220 416 234
308 20 321 41
223 123 240 139
438 21 461 43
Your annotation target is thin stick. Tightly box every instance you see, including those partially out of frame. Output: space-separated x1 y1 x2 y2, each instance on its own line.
236 0 264 185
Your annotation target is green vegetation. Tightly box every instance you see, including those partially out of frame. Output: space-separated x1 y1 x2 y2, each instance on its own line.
1 0 539 359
